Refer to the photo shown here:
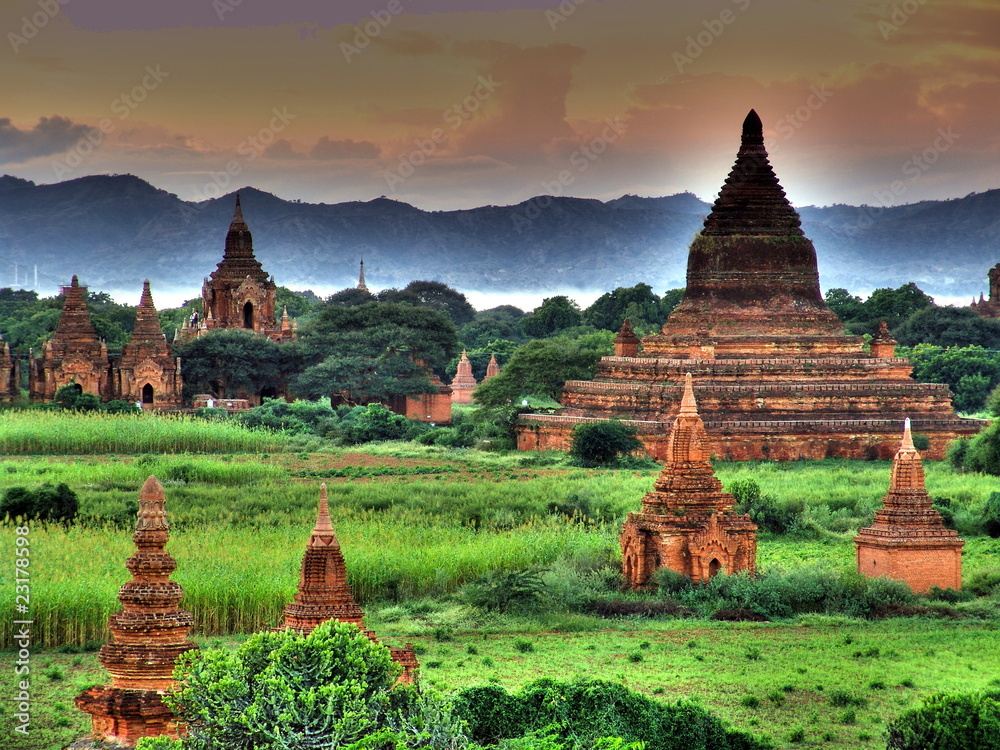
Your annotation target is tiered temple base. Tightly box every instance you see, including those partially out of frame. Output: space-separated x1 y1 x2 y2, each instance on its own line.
519 353 983 461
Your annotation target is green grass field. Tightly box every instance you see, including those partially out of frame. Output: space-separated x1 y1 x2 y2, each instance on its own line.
0 411 998 749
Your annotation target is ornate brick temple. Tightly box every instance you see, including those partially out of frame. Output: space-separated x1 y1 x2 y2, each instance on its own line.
855 419 964 593
113 280 182 409
176 195 293 343
277 484 418 683
29 275 111 401
76 476 197 746
519 110 983 460
970 263 1000 318
621 374 756 587
450 350 478 404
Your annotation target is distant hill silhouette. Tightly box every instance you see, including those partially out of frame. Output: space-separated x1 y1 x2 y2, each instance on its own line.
0 173 997 304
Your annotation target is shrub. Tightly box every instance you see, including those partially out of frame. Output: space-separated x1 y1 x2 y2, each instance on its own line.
339 403 428 444
959 420 1000 476
164 620 468 750
453 678 770 750
983 492 1000 537
462 569 546 614
103 399 142 414
0 483 79 527
569 420 642 467
887 691 1000 750
827 690 867 708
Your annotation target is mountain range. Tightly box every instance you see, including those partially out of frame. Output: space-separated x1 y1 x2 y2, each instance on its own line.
0 173 997 308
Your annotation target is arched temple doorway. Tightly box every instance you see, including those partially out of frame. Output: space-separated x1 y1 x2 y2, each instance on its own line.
243 301 254 329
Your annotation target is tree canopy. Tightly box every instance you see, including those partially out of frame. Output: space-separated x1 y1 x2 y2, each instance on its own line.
583 283 664 333
173 329 295 398
473 332 612 406
294 301 459 404
522 296 583 338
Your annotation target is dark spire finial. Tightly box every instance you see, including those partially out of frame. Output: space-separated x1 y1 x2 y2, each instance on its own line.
742 109 763 140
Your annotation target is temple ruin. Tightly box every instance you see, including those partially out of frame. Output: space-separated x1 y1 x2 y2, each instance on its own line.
76 476 196 747
277 484 419 683
855 419 964 593
519 110 983 460
621 374 756 587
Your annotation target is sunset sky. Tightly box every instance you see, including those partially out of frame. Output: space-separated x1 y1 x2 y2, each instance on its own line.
2 0 997 210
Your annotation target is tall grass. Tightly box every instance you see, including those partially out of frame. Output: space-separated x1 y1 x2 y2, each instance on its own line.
0 409 286 454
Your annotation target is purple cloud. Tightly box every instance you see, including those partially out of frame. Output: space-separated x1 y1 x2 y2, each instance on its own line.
61 1 562 31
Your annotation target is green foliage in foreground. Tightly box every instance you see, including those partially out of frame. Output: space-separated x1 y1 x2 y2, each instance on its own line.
949 419 1000 476
141 620 468 750
886 689 1000 750
455 679 769 750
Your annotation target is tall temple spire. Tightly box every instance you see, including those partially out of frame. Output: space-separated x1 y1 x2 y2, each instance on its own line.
213 194 265 276
484 353 500 381
54 275 100 342
659 108 842 338
76 476 196 745
357 258 368 292
130 280 167 341
280 484 364 632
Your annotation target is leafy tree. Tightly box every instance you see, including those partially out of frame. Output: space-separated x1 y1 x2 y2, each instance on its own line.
570 420 642 466
293 354 431 406
173 329 290 398
894 306 1000 348
907 344 1000 413
961 420 1000 476
151 619 468 750
398 280 476 326
459 306 528 349
522 296 583 338
474 333 612 406
660 288 686 318
865 282 935 327
295 302 458 404
886 690 1000 750
823 288 865 321
583 284 663 332
275 286 322 322
238 398 339 436
326 287 376 307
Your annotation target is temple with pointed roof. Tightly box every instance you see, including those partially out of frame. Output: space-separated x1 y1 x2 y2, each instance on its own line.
76 476 197 746
450 349 478 404
855 419 964 593
277 484 419 683
519 110 983 460
484 353 501 382
357 258 369 292
114 280 182 409
620 374 756 587
29 275 112 402
176 195 292 344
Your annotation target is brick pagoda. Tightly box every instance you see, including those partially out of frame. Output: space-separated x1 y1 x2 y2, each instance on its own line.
177 195 287 343
621 374 756 586
450 350 478 404
855 419 964 593
971 263 1000 318
278 484 418 683
114 281 182 409
76 476 196 746
484 353 501 382
29 275 111 402
0 335 17 402
519 110 983 460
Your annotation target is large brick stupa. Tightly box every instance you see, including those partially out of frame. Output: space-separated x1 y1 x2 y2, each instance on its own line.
518 110 983 460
